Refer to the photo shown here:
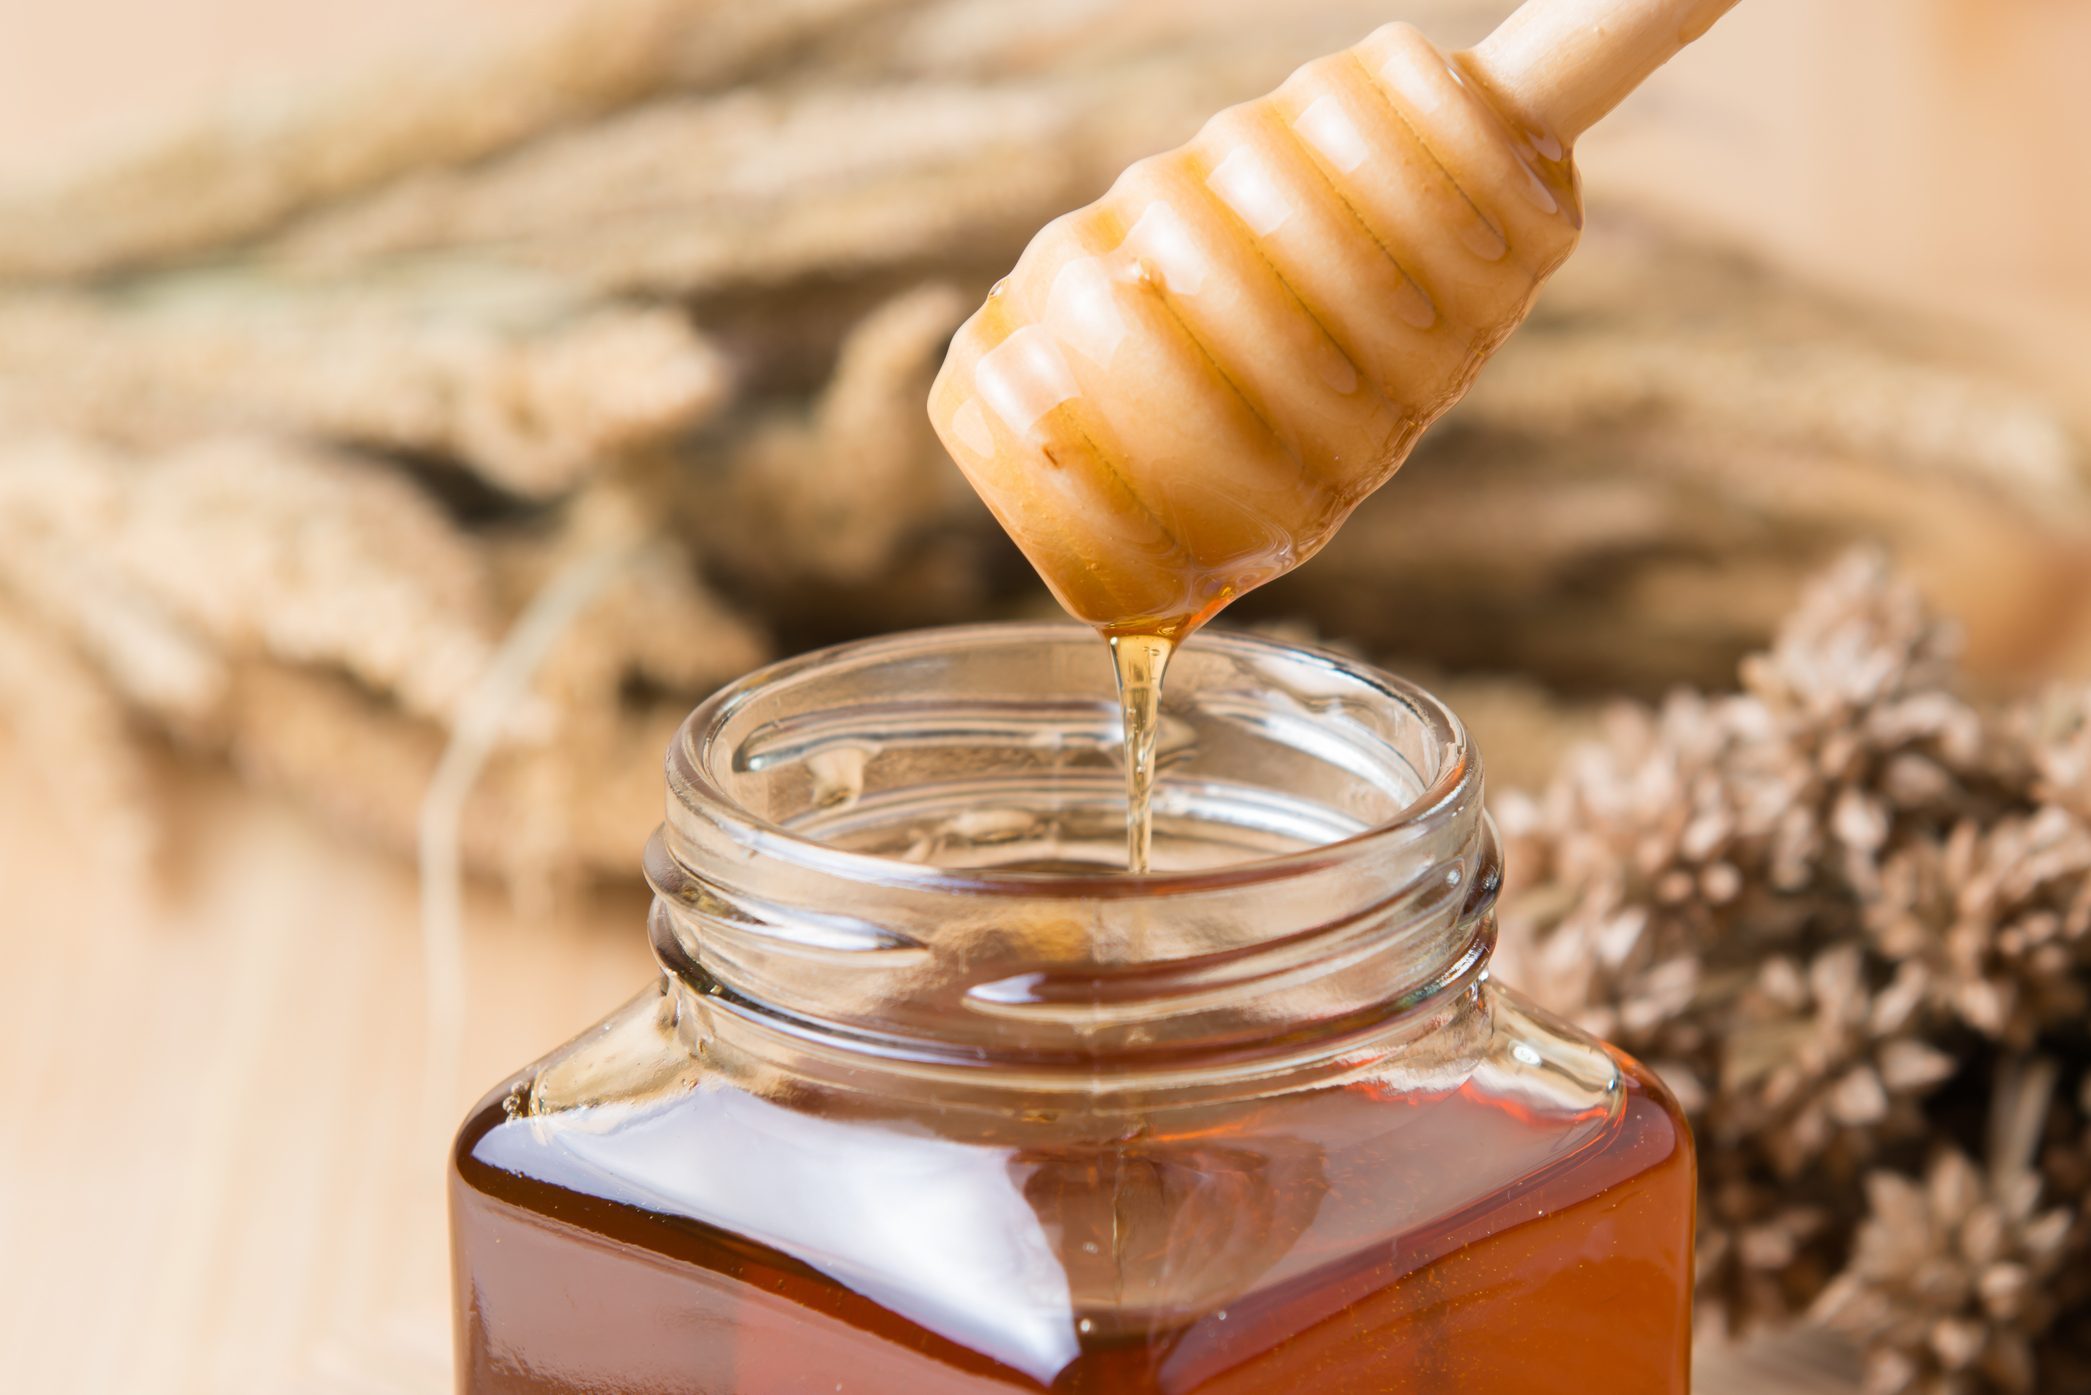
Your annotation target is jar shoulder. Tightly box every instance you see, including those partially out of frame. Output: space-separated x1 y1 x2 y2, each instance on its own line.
1481 976 1693 1130
454 974 1692 1246
450 975 690 1183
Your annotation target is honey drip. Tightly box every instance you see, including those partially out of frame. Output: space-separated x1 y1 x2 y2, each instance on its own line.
1108 632 1175 874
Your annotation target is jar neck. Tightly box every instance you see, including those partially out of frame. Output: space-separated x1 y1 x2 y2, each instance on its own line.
644 625 1499 1101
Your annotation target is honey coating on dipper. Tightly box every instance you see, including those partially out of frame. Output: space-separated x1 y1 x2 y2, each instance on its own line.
930 23 1584 641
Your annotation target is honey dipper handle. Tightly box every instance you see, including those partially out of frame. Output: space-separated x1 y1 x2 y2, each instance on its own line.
1465 0 1742 143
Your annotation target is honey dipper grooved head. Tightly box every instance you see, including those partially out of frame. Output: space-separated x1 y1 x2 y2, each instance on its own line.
930 0 1742 639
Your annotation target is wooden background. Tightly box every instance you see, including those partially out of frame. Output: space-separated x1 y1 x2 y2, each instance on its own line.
3 2 2087 1391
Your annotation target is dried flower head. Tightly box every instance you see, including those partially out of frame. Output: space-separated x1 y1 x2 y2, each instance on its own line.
1501 554 2091 1388
1814 1060 2082 1395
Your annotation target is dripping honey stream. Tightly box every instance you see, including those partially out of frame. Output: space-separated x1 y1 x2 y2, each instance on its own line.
1107 631 1176 874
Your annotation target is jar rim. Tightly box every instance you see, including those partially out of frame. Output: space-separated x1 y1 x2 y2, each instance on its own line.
668 622 1479 897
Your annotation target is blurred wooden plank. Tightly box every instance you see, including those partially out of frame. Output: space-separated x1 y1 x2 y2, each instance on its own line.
0 743 653 1394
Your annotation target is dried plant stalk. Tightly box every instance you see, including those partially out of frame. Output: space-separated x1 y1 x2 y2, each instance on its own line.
271 61 1267 294
827 0 1493 83
0 434 499 724
1253 209 2091 693
0 602 158 874
0 0 1495 285
1465 333 2082 512
221 661 682 892
0 276 728 496
1253 431 2091 696
0 434 767 881
0 0 924 281
685 280 971 586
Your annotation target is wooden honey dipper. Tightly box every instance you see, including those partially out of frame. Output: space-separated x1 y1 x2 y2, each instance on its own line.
929 0 1743 639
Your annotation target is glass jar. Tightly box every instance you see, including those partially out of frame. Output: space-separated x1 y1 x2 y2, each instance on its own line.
451 625 1695 1394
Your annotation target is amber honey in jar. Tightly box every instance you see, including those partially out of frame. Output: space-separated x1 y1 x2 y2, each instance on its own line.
451 625 1695 1393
